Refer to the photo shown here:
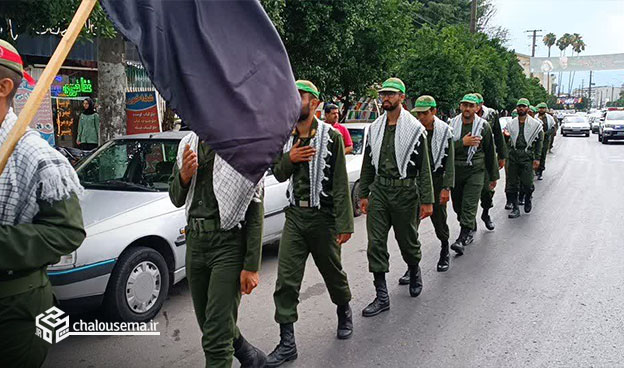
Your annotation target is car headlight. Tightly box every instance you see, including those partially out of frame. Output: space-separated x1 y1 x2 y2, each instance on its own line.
48 251 76 271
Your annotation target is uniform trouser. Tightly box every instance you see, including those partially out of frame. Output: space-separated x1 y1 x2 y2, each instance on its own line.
505 153 535 195
430 174 450 242
274 206 351 324
0 282 53 368
480 170 495 210
538 133 552 172
451 165 485 230
367 183 422 273
186 228 245 368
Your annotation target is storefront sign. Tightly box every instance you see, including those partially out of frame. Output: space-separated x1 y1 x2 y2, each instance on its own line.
13 80 55 145
126 91 160 135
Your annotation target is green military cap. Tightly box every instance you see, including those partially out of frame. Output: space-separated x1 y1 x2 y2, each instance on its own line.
516 98 530 106
379 77 406 94
536 102 548 109
473 93 484 104
460 93 480 104
412 95 437 112
295 80 320 98
511 109 518 118
530 105 538 112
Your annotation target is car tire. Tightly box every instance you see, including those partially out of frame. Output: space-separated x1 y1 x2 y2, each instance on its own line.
598 134 602 142
352 181 362 217
562 133 567 137
103 246 170 322
585 133 589 137
602 137 609 145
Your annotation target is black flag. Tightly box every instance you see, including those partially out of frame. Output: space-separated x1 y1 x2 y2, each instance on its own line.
101 0 301 183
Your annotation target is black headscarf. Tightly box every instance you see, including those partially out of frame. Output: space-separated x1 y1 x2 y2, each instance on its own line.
83 97 96 115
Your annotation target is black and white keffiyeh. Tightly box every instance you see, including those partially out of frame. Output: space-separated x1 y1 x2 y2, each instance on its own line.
176 132 263 230
507 116 543 150
283 117 333 208
0 108 83 226
430 116 453 171
538 113 556 131
450 115 487 165
367 107 426 179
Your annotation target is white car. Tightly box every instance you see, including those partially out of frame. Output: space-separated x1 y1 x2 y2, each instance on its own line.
598 110 624 144
48 131 289 322
561 115 590 137
345 122 369 216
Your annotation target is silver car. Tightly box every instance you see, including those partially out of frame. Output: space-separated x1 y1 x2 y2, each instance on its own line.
48 131 289 321
345 123 369 217
561 115 590 137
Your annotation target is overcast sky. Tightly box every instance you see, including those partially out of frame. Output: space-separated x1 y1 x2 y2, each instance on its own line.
491 0 624 93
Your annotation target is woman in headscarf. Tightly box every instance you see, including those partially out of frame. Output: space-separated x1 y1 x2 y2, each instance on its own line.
76 97 99 150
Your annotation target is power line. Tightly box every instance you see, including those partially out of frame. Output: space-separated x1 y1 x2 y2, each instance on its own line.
525 29 543 57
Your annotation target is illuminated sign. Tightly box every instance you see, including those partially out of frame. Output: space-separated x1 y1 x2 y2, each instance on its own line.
61 77 93 97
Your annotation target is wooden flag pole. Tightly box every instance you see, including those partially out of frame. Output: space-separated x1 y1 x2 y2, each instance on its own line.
0 0 97 174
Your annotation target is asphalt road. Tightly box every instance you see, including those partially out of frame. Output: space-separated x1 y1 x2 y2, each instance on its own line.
45 134 624 368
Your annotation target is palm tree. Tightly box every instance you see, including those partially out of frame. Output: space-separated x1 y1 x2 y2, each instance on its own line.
543 33 556 57
568 34 586 95
556 33 572 95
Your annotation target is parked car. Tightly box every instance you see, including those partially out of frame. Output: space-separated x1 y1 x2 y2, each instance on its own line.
47 131 289 322
560 115 590 137
346 123 369 217
598 110 624 144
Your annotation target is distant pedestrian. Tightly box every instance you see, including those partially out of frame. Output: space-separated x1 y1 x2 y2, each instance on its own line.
76 97 99 150
323 103 353 154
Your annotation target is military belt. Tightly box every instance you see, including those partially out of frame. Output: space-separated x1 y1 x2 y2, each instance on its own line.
0 268 48 299
189 217 220 233
293 199 314 208
376 176 417 187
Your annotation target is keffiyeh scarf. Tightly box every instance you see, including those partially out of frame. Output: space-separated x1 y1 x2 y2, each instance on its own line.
0 108 83 226
176 132 263 230
507 116 543 150
538 113 556 131
283 118 332 208
367 107 426 179
450 115 486 165
430 116 453 171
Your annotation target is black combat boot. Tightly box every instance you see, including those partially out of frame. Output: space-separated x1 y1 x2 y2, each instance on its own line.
336 304 353 340
504 192 513 210
518 192 525 206
481 208 495 230
234 335 267 368
450 227 469 255
362 273 390 317
537 170 543 180
524 190 533 213
408 265 423 297
266 324 297 367
508 192 520 219
398 269 410 285
465 226 475 245
437 240 450 272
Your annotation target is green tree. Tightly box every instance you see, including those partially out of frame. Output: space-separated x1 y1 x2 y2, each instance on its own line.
543 33 556 57
568 33 586 95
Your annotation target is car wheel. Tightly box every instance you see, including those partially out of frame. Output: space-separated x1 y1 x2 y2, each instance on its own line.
598 134 602 142
563 133 567 137
103 246 170 322
585 133 589 137
352 181 362 217
602 137 609 144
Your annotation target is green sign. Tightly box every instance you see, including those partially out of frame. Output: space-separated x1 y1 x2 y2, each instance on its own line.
62 77 93 97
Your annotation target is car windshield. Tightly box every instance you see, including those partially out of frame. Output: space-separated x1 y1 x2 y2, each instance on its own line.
348 128 365 154
606 111 624 120
565 117 586 124
76 139 179 192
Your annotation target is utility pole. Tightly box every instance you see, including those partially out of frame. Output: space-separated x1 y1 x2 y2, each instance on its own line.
470 0 477 33
588 70 593 109
525 29 543 57
581 79 584 99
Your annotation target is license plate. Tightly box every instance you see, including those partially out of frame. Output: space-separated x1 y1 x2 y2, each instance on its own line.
617 132 624 136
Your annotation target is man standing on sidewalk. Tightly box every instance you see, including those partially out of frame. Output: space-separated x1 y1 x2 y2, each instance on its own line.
535 102 556 180
448 94 499 255
0 39 86 368
359 78 434 317
474 93 506 231
505 99 544 219
324 103 354 154
169 130 266 367
267 80 354 367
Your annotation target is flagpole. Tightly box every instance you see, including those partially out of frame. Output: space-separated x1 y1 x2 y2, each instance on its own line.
0 0 97 174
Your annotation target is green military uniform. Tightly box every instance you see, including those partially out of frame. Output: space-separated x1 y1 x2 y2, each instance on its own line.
505 119 544 196
451 120 499 230
271 119 353 324
479 107 507 211
359 121 434 273
0 195 85 368
169 142 263 368
536 113 555 174
425 125 455 242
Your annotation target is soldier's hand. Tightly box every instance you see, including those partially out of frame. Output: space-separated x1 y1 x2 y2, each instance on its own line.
439 189 450 205
180 144 198 187
489 180 497 190
498 159 506 169
360 198 369 214
289 140 316 163
420 204 433 219
532 160 540 170
337 233 352 245
240 270 259 295
462 133 481 147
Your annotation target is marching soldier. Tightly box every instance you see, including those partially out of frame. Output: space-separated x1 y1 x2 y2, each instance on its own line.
448 94 499 255
169 123 266 366
0 40 86 368
359 78 434 317
474 93 507 231
535 102 556 180
267 80 354 367
505 98 544 219
398 95 454 275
